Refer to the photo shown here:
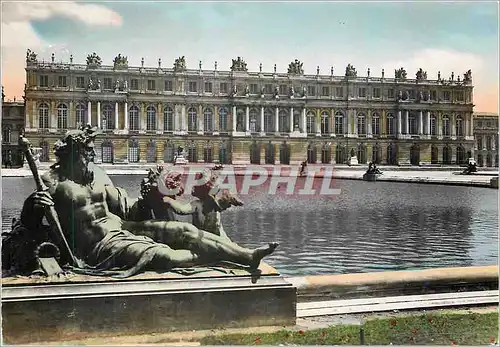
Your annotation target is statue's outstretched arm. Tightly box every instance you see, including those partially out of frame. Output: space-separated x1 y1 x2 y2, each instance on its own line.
105 185 151 220
162 196 196 215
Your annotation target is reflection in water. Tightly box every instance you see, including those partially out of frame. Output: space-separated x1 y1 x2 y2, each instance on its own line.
2 176 497 276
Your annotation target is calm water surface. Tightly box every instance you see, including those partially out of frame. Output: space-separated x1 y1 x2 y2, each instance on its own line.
2 175 498 276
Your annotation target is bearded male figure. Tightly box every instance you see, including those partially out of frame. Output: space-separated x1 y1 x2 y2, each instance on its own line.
20 126 278 278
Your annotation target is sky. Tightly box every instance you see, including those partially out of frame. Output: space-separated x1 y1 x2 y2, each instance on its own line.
1 1 498 112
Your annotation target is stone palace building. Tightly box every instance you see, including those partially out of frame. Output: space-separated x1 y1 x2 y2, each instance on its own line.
23 50 475 166
2 88 25 168
473 112 498 167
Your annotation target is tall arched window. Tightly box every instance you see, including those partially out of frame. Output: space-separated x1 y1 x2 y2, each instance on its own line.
39 103 49 129
442 115 450 136
203 107 213 132
372 112 380 135
218 107 228 131
102 104 114 130
146 140 156 163
456 145 466 165
204 142 213 163
408 114 417 135
442 145 452 164
146 106 157 131
320 111 330 135
128 139 139 163
187 107 197 132
219 141 229 164
357 143 367 164
101 140 113 163
163 141 175 163
455 116 463 136
129 105 139 131
357 113 366 135
430 114 437 136
2 126 11 143
264 108 274 133
249 108 259 133
188 141 197 162
476 136 483 150
163 106 174 131
386 113 394 135
279 109 289 133
75 104 86 127
306 111 316 134
334 111 344 135
57 104 68 130
40 140 50 162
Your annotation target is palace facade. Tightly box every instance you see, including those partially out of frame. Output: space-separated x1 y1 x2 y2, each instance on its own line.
2 88 25 167
473 112 498 167
24 51 475 166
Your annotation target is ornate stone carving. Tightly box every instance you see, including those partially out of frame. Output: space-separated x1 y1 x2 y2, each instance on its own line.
174 56 186 72
245 85 250 96
463 69 472 83
345 64 357 77
274 86 279 99
231 85 238 97
287 59 304 75
260 85 265 98
289 86 295 98
86 52 102 67
415 68 427 81
26 49 38 64
302 86 307 98
113 54 128 69
398 90 409 101
395 67 407 80
230 57 248 72
114 79 128 92
87 75 101 91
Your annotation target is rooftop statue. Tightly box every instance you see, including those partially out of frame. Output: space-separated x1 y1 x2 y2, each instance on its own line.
287 59 304 75
113 54 128 68
395 67 407 80
415 68 427 81
2 126 278 279
86 52 102 67
463 69 472 83
26 49 38 64
230 57 248 72
345 64 357 77
174 56 186 72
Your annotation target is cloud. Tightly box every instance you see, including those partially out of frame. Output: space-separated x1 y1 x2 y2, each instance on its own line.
1 1 122 99
381 48 484 80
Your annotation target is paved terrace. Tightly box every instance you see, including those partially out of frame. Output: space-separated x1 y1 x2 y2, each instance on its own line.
2 164 498 188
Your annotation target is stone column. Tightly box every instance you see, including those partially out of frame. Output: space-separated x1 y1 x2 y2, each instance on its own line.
426 111 431 135
214 106 219 131
198 104 204 132
157 103 163 131
275 107 279 133
50 100 56 129
438 113 443 136
140 103 146 131
397 110 402 134
260 106 265 133
115 102 119 129
124 102 129 129
290 107 294 132
381 110 386 135
87 101 92 125
451 114 456 136
97 101 101 129
419 110 423 135
404 110 409 134
31 102 36 128
346 110 351 135
232 106 237 132
367 111 372 136
302 108 306 133
353 110 358 134
316 109 321 134
245 106 250 132
181 105 186 131
69 101 74 127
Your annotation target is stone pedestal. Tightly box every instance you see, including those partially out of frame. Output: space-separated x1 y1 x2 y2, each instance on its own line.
2 270 296 344
349 156 359 166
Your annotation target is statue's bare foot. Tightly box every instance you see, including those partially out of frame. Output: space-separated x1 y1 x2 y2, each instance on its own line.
250 242 279 269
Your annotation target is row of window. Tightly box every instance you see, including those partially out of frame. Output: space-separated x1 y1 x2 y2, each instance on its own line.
36 75 467 101
476 136 499 150
35 102 469 137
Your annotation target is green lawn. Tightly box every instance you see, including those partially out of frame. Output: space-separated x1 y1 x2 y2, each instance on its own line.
200 312 498 345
